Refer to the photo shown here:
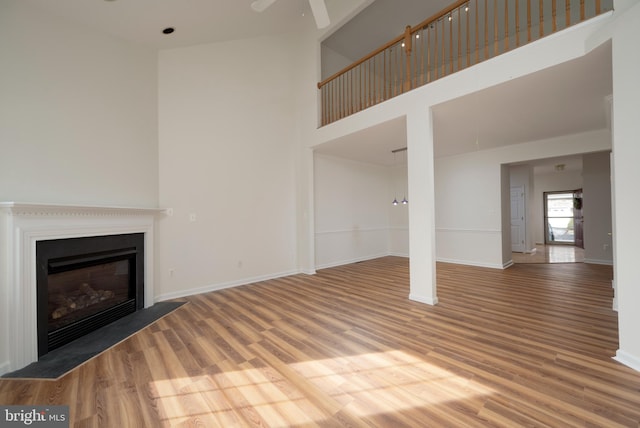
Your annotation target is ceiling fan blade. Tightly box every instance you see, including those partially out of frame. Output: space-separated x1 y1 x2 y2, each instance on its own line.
308 0 330 29
251 0 278 13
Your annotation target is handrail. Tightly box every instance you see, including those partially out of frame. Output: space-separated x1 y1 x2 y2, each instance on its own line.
317 0 611 126
318 0 469 90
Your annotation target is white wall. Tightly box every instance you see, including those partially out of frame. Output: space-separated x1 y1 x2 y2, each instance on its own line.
435 130 611 268
389 164 409 256
582 152 613 264
313 154 409 268
321 44 356 81
0 1 158 374
435 150 503 268
314 154 392 268
0 1 158 207
156 34 299 300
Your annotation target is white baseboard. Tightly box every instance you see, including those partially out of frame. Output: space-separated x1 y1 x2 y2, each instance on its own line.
436 257 505 270
155 269 300 302
388 252 409 258
409 293 439 306
315 253 389 270
160 254 408 300
613 349 640 373
503 260 514 269
584 258 614 266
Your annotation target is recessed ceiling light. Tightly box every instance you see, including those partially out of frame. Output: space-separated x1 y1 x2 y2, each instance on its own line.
162 27 175 35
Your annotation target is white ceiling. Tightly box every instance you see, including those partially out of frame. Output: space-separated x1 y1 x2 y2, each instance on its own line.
19 0 455 53
20 0 321 49
433 41 612 158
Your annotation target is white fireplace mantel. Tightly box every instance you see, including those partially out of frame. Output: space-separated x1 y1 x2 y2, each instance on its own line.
0 202 164 374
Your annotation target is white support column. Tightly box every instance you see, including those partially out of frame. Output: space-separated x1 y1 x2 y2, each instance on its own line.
611 2 640 372
407 108 438 305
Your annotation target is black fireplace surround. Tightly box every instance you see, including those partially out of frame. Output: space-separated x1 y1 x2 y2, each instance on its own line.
36 233 144 357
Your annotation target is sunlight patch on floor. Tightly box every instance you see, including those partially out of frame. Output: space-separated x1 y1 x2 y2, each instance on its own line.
288 349 495 417
149 369 318 426
149 349 495 425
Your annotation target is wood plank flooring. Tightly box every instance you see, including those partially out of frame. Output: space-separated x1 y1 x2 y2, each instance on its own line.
1 257 639 427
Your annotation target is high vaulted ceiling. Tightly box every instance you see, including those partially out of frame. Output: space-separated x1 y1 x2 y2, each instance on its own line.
16 0 612 170
17 0 451 51
18 0 325 49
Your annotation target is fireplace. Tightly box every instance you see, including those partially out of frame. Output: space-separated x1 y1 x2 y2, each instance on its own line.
0 203 159 374
36 233 144 357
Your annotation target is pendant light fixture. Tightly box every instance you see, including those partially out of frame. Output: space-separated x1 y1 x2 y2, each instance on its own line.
391 147 408 206
392 150 399 205
401 148 408 204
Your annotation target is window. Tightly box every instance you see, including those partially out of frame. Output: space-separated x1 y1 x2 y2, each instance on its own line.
544 192 575 244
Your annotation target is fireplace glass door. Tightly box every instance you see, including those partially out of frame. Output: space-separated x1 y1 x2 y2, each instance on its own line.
47 259 132 332
36 233 144 356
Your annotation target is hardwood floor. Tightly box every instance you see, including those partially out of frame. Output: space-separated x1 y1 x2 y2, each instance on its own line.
1 257 638 427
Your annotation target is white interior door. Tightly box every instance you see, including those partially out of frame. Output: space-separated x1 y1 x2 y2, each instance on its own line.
511 186 526 252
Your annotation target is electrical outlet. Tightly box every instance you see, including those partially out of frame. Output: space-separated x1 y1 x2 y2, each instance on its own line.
189 213 196 222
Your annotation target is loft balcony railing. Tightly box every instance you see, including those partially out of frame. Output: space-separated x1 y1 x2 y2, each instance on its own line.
317 0 612 126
